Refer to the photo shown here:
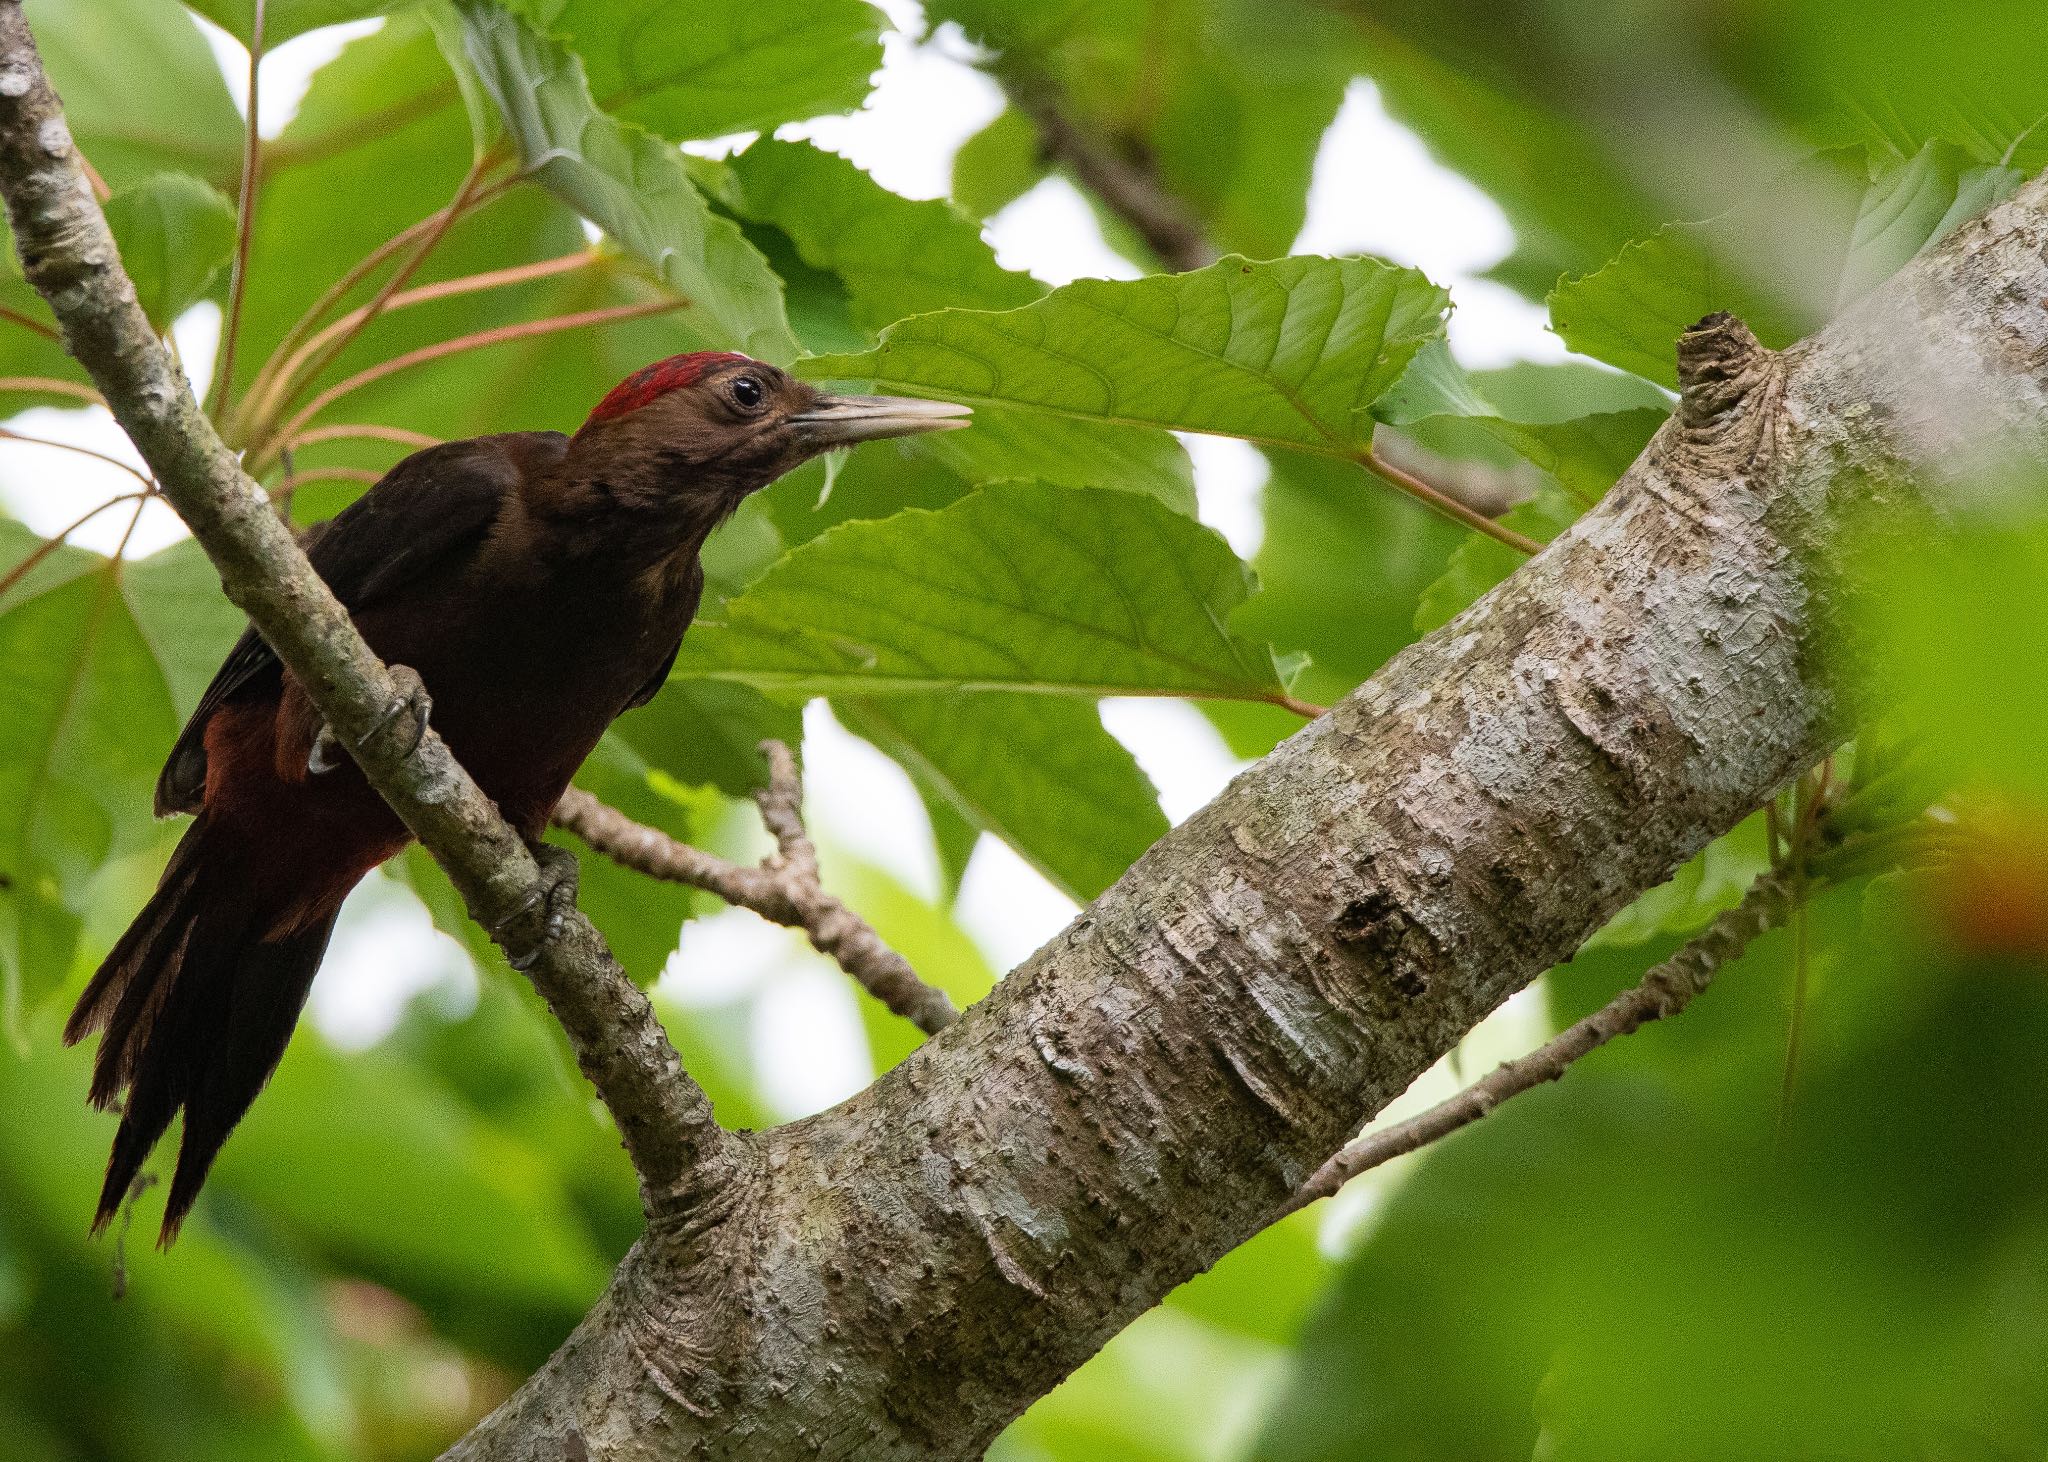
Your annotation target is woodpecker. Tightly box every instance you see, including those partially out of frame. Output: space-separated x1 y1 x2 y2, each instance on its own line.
66 352 969 1243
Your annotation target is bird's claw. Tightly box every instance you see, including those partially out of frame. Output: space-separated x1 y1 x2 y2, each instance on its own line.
306 665 433 776
498 842 580 971
362 664 432 756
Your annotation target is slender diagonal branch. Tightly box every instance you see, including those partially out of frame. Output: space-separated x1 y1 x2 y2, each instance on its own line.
554 741 959 1036
1003 70 1217 275
1279 869 1799 1218
0 3 729 1216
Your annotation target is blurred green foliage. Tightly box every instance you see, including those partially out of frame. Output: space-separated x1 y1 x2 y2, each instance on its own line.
0 0 2042 1455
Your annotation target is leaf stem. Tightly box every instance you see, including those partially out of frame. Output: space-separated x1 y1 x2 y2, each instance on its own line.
258 248 596 430
0 489 151 602
268 154 493 415
0 302 57 340
250 296 686 471
210 0 268 418
237 165 517 441
0 424 155 485
1270 690 1327 719
283 422 442 452
1358 443 1544 556
0 375 103 405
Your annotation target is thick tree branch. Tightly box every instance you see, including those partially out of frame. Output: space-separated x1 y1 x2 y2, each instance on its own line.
1281 868 1797 1217
553 742 958 1036
0 4 728 1217
443 164 2048 1458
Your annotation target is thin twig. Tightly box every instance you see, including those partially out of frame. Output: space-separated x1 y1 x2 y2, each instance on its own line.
553 744 960 1037
283 422 442 452
1279 870 1799 1218
254 296 685 471
1359 443 1544 556
0 425 154 484
210 0 267 417
270 465 381 489
0 301 58 339
0 489 151 601
0 375 103 405
259 248 596 427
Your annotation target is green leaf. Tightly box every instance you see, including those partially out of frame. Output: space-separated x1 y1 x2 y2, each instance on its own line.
445 0 797 360
803 255 1450 456
717 141 1041 333
1231 449 1463 711
102 174 237 332
118 540 248 720
1260 894 2048 1462
1381 343 1668 509
551 735 695 983
931 0 1352 260
950 107 1047 221
24 0 244 188
0 531 180 1044
1550 143 2020 387
1587 816 1771 950
525 0 886 141
917 404 1198 515
1354 22 1671 297
709 142 1197 512
215 1037 614 1307
224 15 592 431
673 481 1287 705
183 0 394 46
612 678 803 798
840 693 1166 905
1413 484 1580 634
826 853 998 1073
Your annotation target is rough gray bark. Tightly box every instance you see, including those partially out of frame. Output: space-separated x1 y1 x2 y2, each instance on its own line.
5 0 2046 1448
443 178 2048 1456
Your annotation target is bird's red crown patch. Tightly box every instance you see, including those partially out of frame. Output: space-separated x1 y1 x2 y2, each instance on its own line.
585 351 753 423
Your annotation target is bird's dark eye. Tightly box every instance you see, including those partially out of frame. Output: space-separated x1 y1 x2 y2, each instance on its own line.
729 374 765 411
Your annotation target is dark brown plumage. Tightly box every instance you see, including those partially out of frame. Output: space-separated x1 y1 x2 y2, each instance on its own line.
66 352 968 1243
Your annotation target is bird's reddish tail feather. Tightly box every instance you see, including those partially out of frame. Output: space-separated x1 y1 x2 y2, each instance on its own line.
65 815 339 1245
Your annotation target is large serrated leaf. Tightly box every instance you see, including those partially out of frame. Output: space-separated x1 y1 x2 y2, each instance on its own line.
524 0 886 141
802 255 1450 456
671 481 1288 705
446 0 797 360
710 141 1196 511
718 140 1040 333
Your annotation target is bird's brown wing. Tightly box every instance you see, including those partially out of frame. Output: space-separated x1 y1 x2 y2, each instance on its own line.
154 434 568 815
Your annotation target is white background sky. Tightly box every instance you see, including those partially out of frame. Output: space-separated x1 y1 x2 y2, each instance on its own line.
4 2 1559 1183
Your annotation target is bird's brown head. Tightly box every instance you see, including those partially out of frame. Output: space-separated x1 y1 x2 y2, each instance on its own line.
569 351 969 512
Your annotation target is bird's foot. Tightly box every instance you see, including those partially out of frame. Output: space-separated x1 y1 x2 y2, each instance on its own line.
308 664 432 776
498 842 580 971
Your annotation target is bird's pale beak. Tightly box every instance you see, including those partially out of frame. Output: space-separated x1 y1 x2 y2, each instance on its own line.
792 393 973 448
